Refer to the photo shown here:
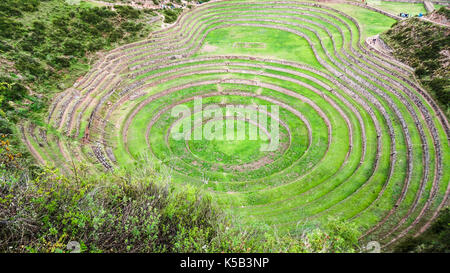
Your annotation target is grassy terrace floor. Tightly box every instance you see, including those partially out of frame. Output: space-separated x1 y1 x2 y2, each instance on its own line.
20 0 449 250
366 0 427 17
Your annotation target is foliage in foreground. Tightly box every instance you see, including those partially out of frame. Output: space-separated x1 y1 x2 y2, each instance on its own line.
162 7 183 23
0 141 361 253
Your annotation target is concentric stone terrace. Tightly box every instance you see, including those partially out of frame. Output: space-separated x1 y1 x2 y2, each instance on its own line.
21 1 450 248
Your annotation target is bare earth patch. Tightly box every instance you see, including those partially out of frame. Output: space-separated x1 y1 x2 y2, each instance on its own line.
201 43 219 53
233 42 267 49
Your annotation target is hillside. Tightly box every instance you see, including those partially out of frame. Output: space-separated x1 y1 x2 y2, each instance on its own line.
0 0 362 254
1 1 449 254
0 0 160 141
382 7 450 116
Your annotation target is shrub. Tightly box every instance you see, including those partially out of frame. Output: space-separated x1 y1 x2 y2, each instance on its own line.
115 5 141 19
15 55 46 79
120 21 144 32
62 39 85 57
163 8 182 24
0 16 23 39
429 78 450 107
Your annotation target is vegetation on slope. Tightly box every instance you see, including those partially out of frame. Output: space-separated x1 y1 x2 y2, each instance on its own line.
366 0 426 17
97 0 203 22
382 8 450 116
0 0 158 137
162 7 183 23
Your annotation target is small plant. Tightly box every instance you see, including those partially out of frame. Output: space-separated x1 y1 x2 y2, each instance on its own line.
163 8 182 24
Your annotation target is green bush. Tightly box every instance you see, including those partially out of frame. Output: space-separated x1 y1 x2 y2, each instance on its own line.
163 8 182 24
0 0 157 141
121 21 144 32
429 78 450 103
114 5 141 19
0 16 24 39
0 0 41 17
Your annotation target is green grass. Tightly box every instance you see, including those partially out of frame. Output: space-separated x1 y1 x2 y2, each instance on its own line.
366 0 427 17
326 3 397 39
17 0 450 249
195 26 319 68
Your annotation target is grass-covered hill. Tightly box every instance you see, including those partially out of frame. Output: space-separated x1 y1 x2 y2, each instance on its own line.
0 0 160 139
382 7 450 117
394 207 450 253
1 0 449 253
0 0 361 253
